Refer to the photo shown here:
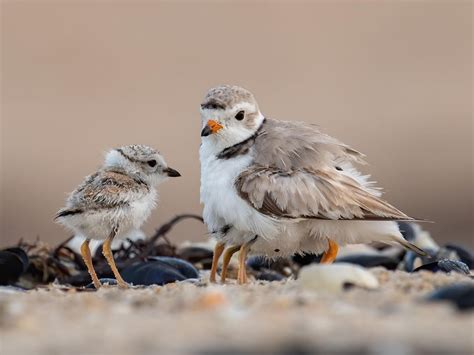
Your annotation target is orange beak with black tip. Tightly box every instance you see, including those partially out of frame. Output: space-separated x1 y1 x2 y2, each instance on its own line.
201 120 223 137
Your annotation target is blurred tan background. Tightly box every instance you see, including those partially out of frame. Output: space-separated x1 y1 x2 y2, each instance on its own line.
1 1 472 248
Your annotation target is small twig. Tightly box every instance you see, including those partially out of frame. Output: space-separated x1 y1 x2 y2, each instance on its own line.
141 214 204 258
53 235 74 255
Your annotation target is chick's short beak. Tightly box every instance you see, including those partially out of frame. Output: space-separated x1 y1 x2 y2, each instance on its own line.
201 120 223 137
164 167 181 177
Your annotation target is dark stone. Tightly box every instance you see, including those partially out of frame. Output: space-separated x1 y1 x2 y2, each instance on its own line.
335 254 399 270
292 253 322 266
403 248 438 272
0 247 29 286
246 256 271 271
122 257 199 286
255 270 285 282
426 283 474 311
445 244 474 269
413 259 470 274
147 256 200 279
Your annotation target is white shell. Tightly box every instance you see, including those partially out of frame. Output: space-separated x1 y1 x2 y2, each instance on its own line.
298 263 379 293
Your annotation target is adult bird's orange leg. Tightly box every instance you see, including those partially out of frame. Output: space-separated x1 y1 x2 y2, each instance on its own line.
102 228 128 288
320 239 339 264
209 242 225 283
220 245 241 283
80 238 101 289
237 236 258 285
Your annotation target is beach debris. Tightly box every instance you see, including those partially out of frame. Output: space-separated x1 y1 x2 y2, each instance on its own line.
426 283 474 311
298 263 379 293
413 259 470 275
0 247 29 285
2 214 203 289
398 222 473 273
2 219 472 290
403 245 472 273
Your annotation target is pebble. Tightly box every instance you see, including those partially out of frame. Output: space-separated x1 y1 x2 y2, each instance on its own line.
121 257 199 286
444 244 474 269
148 256 200 279
335 254 399 270
0 247 29 286
413 259 470 275
255 270 285 282
426 283 474 311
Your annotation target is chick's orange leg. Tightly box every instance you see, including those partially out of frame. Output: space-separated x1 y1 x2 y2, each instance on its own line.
80 239 101 289
320 239 339 264
220 245 241 283
210 242 225 283
102 229 128 288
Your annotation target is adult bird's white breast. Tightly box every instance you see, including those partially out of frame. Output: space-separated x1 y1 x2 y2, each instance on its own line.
200 140 279 239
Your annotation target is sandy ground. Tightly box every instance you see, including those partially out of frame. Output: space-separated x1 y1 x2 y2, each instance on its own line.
0 269 473 355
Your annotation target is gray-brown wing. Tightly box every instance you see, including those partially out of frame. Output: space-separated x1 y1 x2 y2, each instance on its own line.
56 169 150 218
254 119 365 170
235 165 412 221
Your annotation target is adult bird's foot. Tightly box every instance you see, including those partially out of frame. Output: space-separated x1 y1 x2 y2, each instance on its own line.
321 239 339 264
221 245 241 283
209 242 225 283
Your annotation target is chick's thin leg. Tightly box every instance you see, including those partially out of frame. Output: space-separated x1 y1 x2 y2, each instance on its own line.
237 236 258 285
102 228 128 288
80 238 101 289
320 239 339 264
209 242 225 283
221 245 241 283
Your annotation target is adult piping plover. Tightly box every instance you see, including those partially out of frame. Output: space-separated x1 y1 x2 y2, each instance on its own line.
55 144 181 288
199 85 426 284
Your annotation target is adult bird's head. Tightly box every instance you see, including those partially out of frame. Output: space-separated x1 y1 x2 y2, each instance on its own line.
200 85 265 150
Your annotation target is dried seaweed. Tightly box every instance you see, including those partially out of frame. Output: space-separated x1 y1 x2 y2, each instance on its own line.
12 214 203 289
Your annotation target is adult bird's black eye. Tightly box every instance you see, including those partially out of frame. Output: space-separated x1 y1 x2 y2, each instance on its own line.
235 111 245 121
147 160 157 167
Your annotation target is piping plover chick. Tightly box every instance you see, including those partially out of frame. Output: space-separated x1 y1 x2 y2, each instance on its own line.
199 85 426 284
55 144 181 288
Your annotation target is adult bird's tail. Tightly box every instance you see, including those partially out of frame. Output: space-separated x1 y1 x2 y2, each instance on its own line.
393 235 428 256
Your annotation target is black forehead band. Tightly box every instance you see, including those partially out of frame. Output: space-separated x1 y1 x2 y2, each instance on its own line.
117 148 147 164
201 99 226 110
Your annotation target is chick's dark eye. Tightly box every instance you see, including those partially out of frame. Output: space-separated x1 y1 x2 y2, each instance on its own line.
147 160 157 167
235 111 245 121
